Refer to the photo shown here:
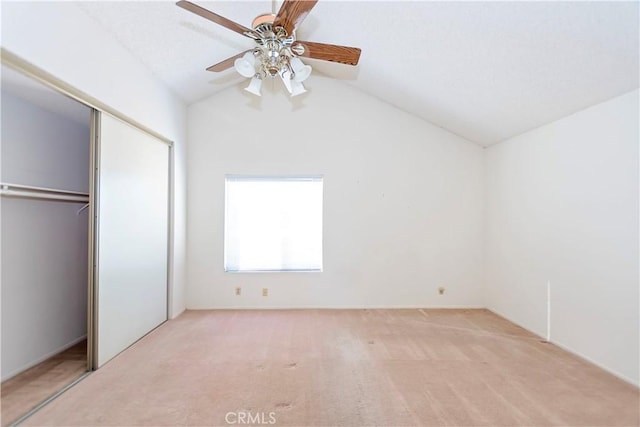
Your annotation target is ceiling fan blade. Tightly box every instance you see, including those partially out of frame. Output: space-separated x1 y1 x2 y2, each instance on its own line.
206 50 254 72
273 0 318 35
176 0 259 40
293 41 361 66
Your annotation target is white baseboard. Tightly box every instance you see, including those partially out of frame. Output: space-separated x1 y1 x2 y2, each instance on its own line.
549 339 639 388
1 334 87 383
486 307 639 388
169 307 187 319
185 305 487 310
485 306 546 339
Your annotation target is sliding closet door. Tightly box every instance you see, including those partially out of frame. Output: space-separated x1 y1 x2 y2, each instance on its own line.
96 113 169 367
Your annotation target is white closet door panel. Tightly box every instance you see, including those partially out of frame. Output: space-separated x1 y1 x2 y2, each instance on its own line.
97 113 168 367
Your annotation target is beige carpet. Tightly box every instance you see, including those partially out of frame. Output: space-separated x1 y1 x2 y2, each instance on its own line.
1 339 87 426
22 309 639 426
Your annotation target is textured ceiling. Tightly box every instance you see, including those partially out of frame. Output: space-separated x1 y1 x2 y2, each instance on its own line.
75 1 639 146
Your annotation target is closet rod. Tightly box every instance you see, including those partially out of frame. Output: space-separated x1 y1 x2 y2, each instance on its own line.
0 182 89 203
1 182 89 196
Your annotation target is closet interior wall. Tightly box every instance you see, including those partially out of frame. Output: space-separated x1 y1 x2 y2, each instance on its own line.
1 72 91 381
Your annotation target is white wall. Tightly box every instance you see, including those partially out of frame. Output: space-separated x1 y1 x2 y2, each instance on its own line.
0 1 187 318
485 89 639 385
187 76 484 308
1 92 90 380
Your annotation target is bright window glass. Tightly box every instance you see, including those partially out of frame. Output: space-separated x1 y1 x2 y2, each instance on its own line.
224 176 323 272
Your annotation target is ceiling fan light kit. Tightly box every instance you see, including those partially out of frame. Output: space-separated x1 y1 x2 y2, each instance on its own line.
245 76 263 97
233 52 257 78
176 0 362 98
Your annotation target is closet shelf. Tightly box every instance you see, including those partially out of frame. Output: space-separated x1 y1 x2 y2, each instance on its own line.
0 182 89 203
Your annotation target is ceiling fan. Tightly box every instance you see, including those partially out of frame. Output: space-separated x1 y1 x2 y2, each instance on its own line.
176 0 362 97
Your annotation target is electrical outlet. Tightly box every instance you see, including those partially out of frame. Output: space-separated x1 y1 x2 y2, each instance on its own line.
235 287 241 296
438 287 445 295
262 288 268 297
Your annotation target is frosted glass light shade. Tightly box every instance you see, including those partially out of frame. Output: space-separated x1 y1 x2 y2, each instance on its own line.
290 57 312 82
234 52 256 78
280 69 293 94
244 76 262 96
290 80 307 97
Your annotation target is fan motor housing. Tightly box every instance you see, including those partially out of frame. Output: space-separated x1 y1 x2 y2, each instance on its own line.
252 13 276 30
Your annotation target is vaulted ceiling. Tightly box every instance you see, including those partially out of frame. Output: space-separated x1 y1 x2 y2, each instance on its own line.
75 1 638 146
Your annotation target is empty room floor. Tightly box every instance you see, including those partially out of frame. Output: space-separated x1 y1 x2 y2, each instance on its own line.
21 310 639 426
1 339 87 426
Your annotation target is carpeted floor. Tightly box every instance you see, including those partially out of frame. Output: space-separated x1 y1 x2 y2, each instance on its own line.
21 309 639 426
1 339 87 426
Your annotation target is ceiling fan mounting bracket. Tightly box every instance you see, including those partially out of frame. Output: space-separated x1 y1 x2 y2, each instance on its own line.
251 13 290 36
252 13 275 30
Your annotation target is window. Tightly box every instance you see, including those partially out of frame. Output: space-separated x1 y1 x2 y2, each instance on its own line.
224 175 323 272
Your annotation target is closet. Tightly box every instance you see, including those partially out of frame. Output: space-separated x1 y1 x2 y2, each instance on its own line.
1 65 91 425
0 60 171 425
